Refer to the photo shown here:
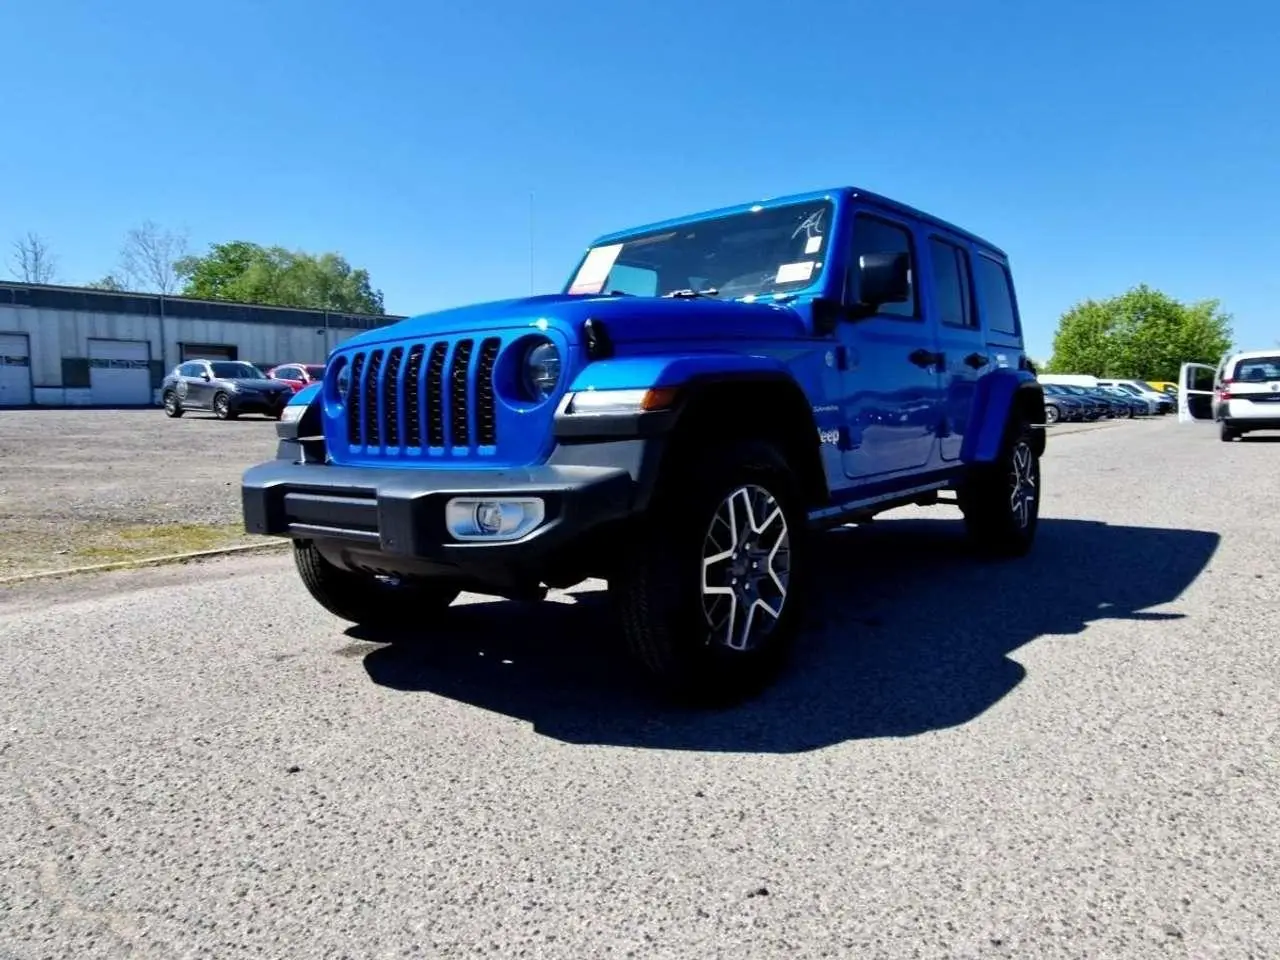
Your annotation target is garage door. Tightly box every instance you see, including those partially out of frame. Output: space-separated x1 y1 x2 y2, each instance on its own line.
0 333 33 406
89 339 152 406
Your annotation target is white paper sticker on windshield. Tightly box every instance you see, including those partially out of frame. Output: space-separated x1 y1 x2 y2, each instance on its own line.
775 261 815 284
568 243 623 295
804 235 822 255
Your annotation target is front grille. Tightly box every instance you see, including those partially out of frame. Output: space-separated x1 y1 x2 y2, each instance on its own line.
341 338 501 453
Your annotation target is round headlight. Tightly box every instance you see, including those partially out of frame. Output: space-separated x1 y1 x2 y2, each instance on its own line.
523 341 561 401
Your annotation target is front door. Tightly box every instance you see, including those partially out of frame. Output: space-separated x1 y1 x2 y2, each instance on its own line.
838 209 942 480
1178 362 1217 422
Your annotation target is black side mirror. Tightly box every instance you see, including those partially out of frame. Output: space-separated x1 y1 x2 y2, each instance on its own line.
200 371 211 381
854 251 911 313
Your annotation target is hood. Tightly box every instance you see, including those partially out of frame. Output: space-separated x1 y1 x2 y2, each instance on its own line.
338 293 810 350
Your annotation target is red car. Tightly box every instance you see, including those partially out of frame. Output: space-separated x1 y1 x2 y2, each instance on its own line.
266 363 326 393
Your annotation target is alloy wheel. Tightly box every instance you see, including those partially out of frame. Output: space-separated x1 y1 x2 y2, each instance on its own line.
1008 441 1037 530
700 484 791 652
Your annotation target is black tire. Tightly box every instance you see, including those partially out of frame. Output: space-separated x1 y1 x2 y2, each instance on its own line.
1044 404 1060 425
958 418 1041 558
293 540 459 630
163 391 183 418
610 439 809 704
212 392 236 420
1220 421 1238 442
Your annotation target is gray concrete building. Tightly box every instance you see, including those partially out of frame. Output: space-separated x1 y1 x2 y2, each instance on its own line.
0 281 403 407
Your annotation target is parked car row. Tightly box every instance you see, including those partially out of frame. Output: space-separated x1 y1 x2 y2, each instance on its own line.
160 359 327 420
1038 375 1177 425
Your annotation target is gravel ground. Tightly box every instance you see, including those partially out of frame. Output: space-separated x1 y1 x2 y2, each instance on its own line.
0 409 280 577
3 416 1278 959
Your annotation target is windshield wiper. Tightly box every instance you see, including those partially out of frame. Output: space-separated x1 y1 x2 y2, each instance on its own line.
663 287 720 299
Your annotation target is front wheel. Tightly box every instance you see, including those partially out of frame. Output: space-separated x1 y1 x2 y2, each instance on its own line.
610 439 809 704
958 419 1041 558
212 392 237 420
293 540 460 630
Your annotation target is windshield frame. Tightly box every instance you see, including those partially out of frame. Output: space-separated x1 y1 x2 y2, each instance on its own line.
210 361 265 380
564 198 837 303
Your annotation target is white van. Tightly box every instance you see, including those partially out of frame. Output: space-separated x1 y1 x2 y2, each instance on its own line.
1203 349 1280 441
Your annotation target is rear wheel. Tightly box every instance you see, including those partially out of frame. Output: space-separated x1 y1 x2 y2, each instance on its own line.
1044 404 1060 425
610 439 809 704
1220 421 1239 442
163 391 183 418
958 418 1040 558
293 540 459 630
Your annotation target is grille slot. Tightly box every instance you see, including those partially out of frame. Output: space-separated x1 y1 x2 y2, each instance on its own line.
346 353 366 446
449 340 474 448
343 337 499 454
382 347 403 447
476 338 500 446
426 343 447 447
363 349 384 448
403 345 424 447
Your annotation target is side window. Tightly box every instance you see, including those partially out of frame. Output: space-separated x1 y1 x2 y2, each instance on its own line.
275 366 298 380
973 254 1020 337
178 362 202 377
850 214 916 318
928 237 975 327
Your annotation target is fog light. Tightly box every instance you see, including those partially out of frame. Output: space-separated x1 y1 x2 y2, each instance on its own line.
444 497 545 541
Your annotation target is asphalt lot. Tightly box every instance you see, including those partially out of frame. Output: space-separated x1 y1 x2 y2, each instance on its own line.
2 416 1278 958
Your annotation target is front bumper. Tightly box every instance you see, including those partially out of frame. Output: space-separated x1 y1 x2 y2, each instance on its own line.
231 391 290 414
241 459 637 564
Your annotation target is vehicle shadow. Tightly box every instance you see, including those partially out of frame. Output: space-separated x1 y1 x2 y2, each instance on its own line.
353 517 1219 753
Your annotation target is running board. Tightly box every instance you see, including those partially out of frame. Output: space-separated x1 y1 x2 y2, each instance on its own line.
807 480 952 527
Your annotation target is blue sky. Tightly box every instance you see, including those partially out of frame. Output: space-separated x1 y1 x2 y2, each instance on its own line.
2 0 1276 361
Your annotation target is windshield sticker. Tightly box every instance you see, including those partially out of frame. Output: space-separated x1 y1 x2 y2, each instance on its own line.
568 243 623 295
792 208 825 241
775 261 815 284
804 235 823 255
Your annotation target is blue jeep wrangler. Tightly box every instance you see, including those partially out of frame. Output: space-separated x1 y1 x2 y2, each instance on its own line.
243 186 1045 700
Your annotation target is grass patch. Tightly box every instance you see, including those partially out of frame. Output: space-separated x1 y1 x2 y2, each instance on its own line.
72 523 266 565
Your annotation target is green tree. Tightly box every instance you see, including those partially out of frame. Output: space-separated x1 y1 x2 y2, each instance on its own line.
86 273 126 291
174 241 385 315
1046 284 1233 381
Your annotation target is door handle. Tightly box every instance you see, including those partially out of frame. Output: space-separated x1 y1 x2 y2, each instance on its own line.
964 352 989 369
908 348 942 369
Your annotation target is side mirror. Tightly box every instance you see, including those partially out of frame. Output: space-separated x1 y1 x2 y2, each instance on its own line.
855 251 911 312
200 371 211 381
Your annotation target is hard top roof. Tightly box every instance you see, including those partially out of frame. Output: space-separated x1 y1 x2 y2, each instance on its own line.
588 186 1007 258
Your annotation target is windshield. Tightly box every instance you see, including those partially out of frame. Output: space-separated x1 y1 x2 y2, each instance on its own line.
211 362 265 380
1113 383 1142 396
1231 356 1280 381
566 199 834 301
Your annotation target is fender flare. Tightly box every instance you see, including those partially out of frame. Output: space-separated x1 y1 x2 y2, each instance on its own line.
961 369 1045 463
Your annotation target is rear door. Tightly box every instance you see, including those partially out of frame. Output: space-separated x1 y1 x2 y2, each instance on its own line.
1178 363 1217 421
927 233 985 461
1222 354 1280 420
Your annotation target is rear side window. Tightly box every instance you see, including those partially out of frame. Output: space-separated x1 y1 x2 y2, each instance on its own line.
1232 356 1280 381
928 237 975 327
178 362 203 377
973 254 1020 337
